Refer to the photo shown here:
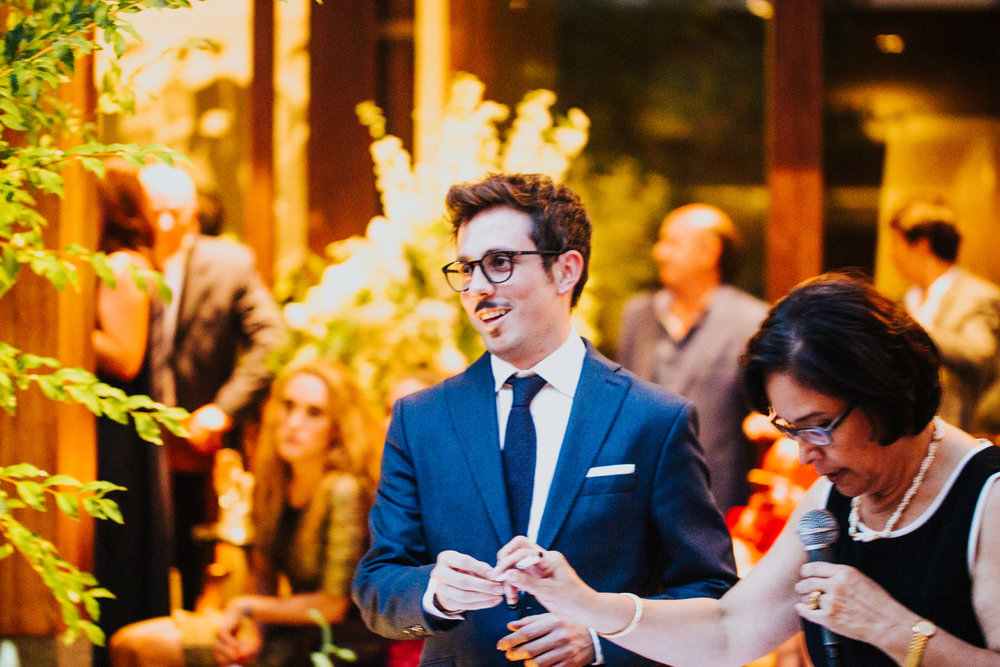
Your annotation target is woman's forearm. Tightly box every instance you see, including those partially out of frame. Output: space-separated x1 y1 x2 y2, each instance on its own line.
583 595 740 666
232 592 350 627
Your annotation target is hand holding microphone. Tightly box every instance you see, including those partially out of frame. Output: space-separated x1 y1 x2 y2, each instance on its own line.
797 509 842 667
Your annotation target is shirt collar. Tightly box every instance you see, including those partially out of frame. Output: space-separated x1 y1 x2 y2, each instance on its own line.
905 265 959 317
490 328 586 399
926 265 959 301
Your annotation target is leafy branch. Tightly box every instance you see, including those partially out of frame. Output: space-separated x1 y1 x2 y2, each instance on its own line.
0 463 125 646
0 342 188 445
0 234 173 300
0 0 199 648
307 609 358 667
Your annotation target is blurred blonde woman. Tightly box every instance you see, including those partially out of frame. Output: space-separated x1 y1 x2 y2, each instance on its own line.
111 359 387 666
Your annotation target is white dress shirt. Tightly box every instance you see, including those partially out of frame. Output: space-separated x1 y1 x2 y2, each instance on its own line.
490 331 585 542
904 265 958 328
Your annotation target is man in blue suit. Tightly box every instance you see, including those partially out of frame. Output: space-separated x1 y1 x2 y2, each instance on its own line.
353 173 738 665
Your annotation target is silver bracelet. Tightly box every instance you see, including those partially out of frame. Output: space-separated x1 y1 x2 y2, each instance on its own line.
597 592 643 639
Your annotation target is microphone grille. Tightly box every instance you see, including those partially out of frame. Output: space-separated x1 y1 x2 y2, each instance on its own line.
797 508 839 549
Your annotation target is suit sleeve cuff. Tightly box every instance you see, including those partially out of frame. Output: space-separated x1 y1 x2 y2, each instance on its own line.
423 577 465 620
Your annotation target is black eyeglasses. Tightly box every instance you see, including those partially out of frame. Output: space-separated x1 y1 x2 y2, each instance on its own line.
441 249 565 292
769 403 855 447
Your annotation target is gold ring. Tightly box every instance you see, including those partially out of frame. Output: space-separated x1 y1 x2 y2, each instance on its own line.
808 590 822 610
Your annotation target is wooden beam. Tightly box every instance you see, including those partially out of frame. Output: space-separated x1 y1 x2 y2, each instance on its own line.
0 57 97 638
307 1 379 250
765 0 824 301
247 0 275 284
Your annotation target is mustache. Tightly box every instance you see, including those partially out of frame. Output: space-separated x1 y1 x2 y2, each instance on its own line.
475 299 506 313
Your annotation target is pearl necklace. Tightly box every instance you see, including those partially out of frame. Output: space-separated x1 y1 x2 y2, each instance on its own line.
848 417 943 543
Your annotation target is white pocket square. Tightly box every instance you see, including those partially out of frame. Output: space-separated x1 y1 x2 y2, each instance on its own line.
585 463 635 478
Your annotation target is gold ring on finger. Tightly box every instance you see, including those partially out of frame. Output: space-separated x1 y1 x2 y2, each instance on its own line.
808 590 822 610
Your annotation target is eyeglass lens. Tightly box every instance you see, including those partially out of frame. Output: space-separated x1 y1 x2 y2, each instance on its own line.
445 251 515 291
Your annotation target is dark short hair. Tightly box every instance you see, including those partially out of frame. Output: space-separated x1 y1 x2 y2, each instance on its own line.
742 273 941 446
445 173 592 307
890 196 961 262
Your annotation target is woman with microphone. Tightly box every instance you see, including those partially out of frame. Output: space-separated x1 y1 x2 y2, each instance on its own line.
496 273 1000 666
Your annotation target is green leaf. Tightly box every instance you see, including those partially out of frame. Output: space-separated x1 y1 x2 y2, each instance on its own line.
333 647 357 661
0 544 14 560
98 498 124 524
153 272 172 302
82 496 107 520
35 374 68 401
54 492 80 520
54 367 96 384
112 33 126 58
66 383 102 416
123 393 157 410
18 353 60 371
79 620 105 646
99 396 129 424
43 475 81 487
0 372 15 415
132 412 162 445
29 252 76 291
78 481 126 494
80 157 106 177
16 480 46 510
126 263 148 291
310 655 334 667
2 462 44 478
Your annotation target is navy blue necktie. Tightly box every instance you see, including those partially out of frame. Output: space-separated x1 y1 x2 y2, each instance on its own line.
503 374 547 537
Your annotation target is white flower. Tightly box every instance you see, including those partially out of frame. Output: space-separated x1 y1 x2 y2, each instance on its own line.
279 75 589 407
283 302 310 330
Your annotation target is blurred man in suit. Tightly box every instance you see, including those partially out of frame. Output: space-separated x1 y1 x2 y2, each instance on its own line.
889 195 1000 435
618 204 768 513
353 174 737 666
139 163 285 609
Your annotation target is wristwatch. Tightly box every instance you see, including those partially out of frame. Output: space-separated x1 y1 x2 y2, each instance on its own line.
903 618 937 667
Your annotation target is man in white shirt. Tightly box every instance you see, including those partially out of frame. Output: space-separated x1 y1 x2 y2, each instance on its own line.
353 173 737 666
889 196 1000 434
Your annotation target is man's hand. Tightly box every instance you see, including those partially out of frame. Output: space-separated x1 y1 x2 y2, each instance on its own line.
496 613 596 667
430 550 505 613
185 404 232 454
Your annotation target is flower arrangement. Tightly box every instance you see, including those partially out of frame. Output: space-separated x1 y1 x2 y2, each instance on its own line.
278 74 590 407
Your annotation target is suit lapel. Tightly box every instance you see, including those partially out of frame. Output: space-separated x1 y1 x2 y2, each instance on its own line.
172 236 201 347
445 354 513 543
536 345 629 548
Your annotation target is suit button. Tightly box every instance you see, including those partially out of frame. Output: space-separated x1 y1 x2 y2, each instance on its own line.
403 624 430 638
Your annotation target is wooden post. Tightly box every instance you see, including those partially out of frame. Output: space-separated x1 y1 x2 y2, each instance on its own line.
0 58 97 645
246 0 275 285
765 0 824 301
306 1 379 251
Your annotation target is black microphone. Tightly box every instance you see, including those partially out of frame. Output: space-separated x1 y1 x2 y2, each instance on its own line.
797 509 842 667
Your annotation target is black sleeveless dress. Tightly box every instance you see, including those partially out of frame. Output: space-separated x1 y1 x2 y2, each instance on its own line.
92 359 174 667
804 444 1000 666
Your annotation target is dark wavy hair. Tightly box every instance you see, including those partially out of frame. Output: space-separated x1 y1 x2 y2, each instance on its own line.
96 158 155 253
445 173 592 307
742 273 941 446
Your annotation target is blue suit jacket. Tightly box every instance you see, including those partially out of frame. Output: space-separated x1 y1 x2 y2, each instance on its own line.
352 343 738 665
